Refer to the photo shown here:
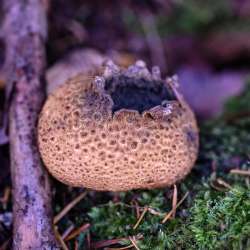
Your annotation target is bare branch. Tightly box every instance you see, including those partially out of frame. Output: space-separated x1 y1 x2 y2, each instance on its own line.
3 0 58 249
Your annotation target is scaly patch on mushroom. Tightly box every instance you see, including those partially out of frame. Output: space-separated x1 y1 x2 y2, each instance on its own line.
38 60 199 191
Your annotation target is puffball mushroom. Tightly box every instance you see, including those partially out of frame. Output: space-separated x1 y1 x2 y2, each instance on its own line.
38 60 199 191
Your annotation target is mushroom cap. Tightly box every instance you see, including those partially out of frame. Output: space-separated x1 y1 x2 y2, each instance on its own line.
38 61 199 191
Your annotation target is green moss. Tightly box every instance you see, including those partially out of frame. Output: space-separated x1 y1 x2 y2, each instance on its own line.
121 0 248 36
190 187 250 250
86 83 250 249
55 80 250 250
224 82 250 117
158 0 232 35
88 187 250 250
200 117 250 164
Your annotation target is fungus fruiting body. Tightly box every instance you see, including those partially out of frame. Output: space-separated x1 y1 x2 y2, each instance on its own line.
38 61 199 191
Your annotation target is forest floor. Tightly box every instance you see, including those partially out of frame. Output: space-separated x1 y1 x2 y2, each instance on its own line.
0 0 250 249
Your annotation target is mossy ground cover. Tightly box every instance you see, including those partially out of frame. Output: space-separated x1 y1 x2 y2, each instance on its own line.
46 2 250 249
0 1 249 249
53 83 250 250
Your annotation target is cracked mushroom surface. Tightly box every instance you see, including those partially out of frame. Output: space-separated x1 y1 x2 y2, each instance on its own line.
38 61 199 191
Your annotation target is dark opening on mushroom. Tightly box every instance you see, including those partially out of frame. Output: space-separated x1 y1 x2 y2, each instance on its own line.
105 75 176 113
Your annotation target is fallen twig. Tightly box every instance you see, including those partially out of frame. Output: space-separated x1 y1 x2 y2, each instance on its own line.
3 0 58 248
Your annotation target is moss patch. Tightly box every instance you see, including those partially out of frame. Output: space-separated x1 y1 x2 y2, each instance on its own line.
53 81 250 250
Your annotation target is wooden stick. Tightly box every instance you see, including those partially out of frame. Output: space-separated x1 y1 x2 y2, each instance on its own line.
3 0 58 248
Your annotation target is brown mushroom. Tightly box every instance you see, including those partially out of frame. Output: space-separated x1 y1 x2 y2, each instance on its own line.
38 60 199 191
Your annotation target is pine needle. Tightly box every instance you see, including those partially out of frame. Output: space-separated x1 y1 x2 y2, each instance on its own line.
106 244 134 250
129 236 140 250
62 225 75 240
172 185 178 218
65 223 90 241
92 235 143 249
131 200 140 219
216 178 232 189
0 187 11 204
147 207 163 216
54 191 87 224
74 240 78 250
162 191 189 223
54 226 69 250
133 206 148 230
230 169 250 176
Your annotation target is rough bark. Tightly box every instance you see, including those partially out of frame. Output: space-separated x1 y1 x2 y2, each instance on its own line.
3 0 58 249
